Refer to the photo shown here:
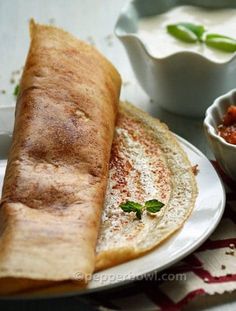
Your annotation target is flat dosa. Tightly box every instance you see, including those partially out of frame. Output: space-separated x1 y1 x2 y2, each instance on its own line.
96 102 197 270
0 20 121 281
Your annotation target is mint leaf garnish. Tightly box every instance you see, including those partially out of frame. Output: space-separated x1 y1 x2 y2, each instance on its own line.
120 201 143 219
145 199 165 213
120 199 165 220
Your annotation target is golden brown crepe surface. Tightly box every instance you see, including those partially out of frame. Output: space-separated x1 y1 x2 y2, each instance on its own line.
0 102 197 296
0 20 121 281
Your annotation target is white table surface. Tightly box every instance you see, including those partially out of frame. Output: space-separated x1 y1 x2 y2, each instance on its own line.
0 0 235 310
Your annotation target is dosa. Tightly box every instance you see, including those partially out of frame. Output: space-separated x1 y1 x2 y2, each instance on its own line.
96 102 197 270
0 102 197 296
0 20 121 281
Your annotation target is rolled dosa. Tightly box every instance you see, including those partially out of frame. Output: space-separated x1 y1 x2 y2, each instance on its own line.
0 20 121 281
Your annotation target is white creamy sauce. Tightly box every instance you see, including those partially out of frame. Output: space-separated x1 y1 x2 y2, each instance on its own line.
137 5 236 62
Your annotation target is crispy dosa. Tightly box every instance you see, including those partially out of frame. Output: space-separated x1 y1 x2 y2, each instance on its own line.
0 20 121 281
0 102 197 296
96 102 197 270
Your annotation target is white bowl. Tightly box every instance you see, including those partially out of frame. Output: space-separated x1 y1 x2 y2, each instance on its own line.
115 0 236 117
204 89 236 181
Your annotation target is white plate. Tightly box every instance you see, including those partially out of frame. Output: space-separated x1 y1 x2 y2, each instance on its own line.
0 107 225 298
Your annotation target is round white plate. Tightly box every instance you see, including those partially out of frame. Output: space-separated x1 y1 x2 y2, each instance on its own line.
0 133 225 298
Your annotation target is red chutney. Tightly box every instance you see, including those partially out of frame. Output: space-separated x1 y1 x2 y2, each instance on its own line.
218 105 236 145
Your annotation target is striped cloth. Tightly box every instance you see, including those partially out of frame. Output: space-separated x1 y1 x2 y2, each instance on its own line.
87 161 236 311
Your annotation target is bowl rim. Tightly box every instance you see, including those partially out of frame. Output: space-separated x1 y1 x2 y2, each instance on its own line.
204 88 236 149
114 0 236 65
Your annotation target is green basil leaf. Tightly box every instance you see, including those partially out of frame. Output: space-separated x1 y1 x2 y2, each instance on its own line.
205 33 236 53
